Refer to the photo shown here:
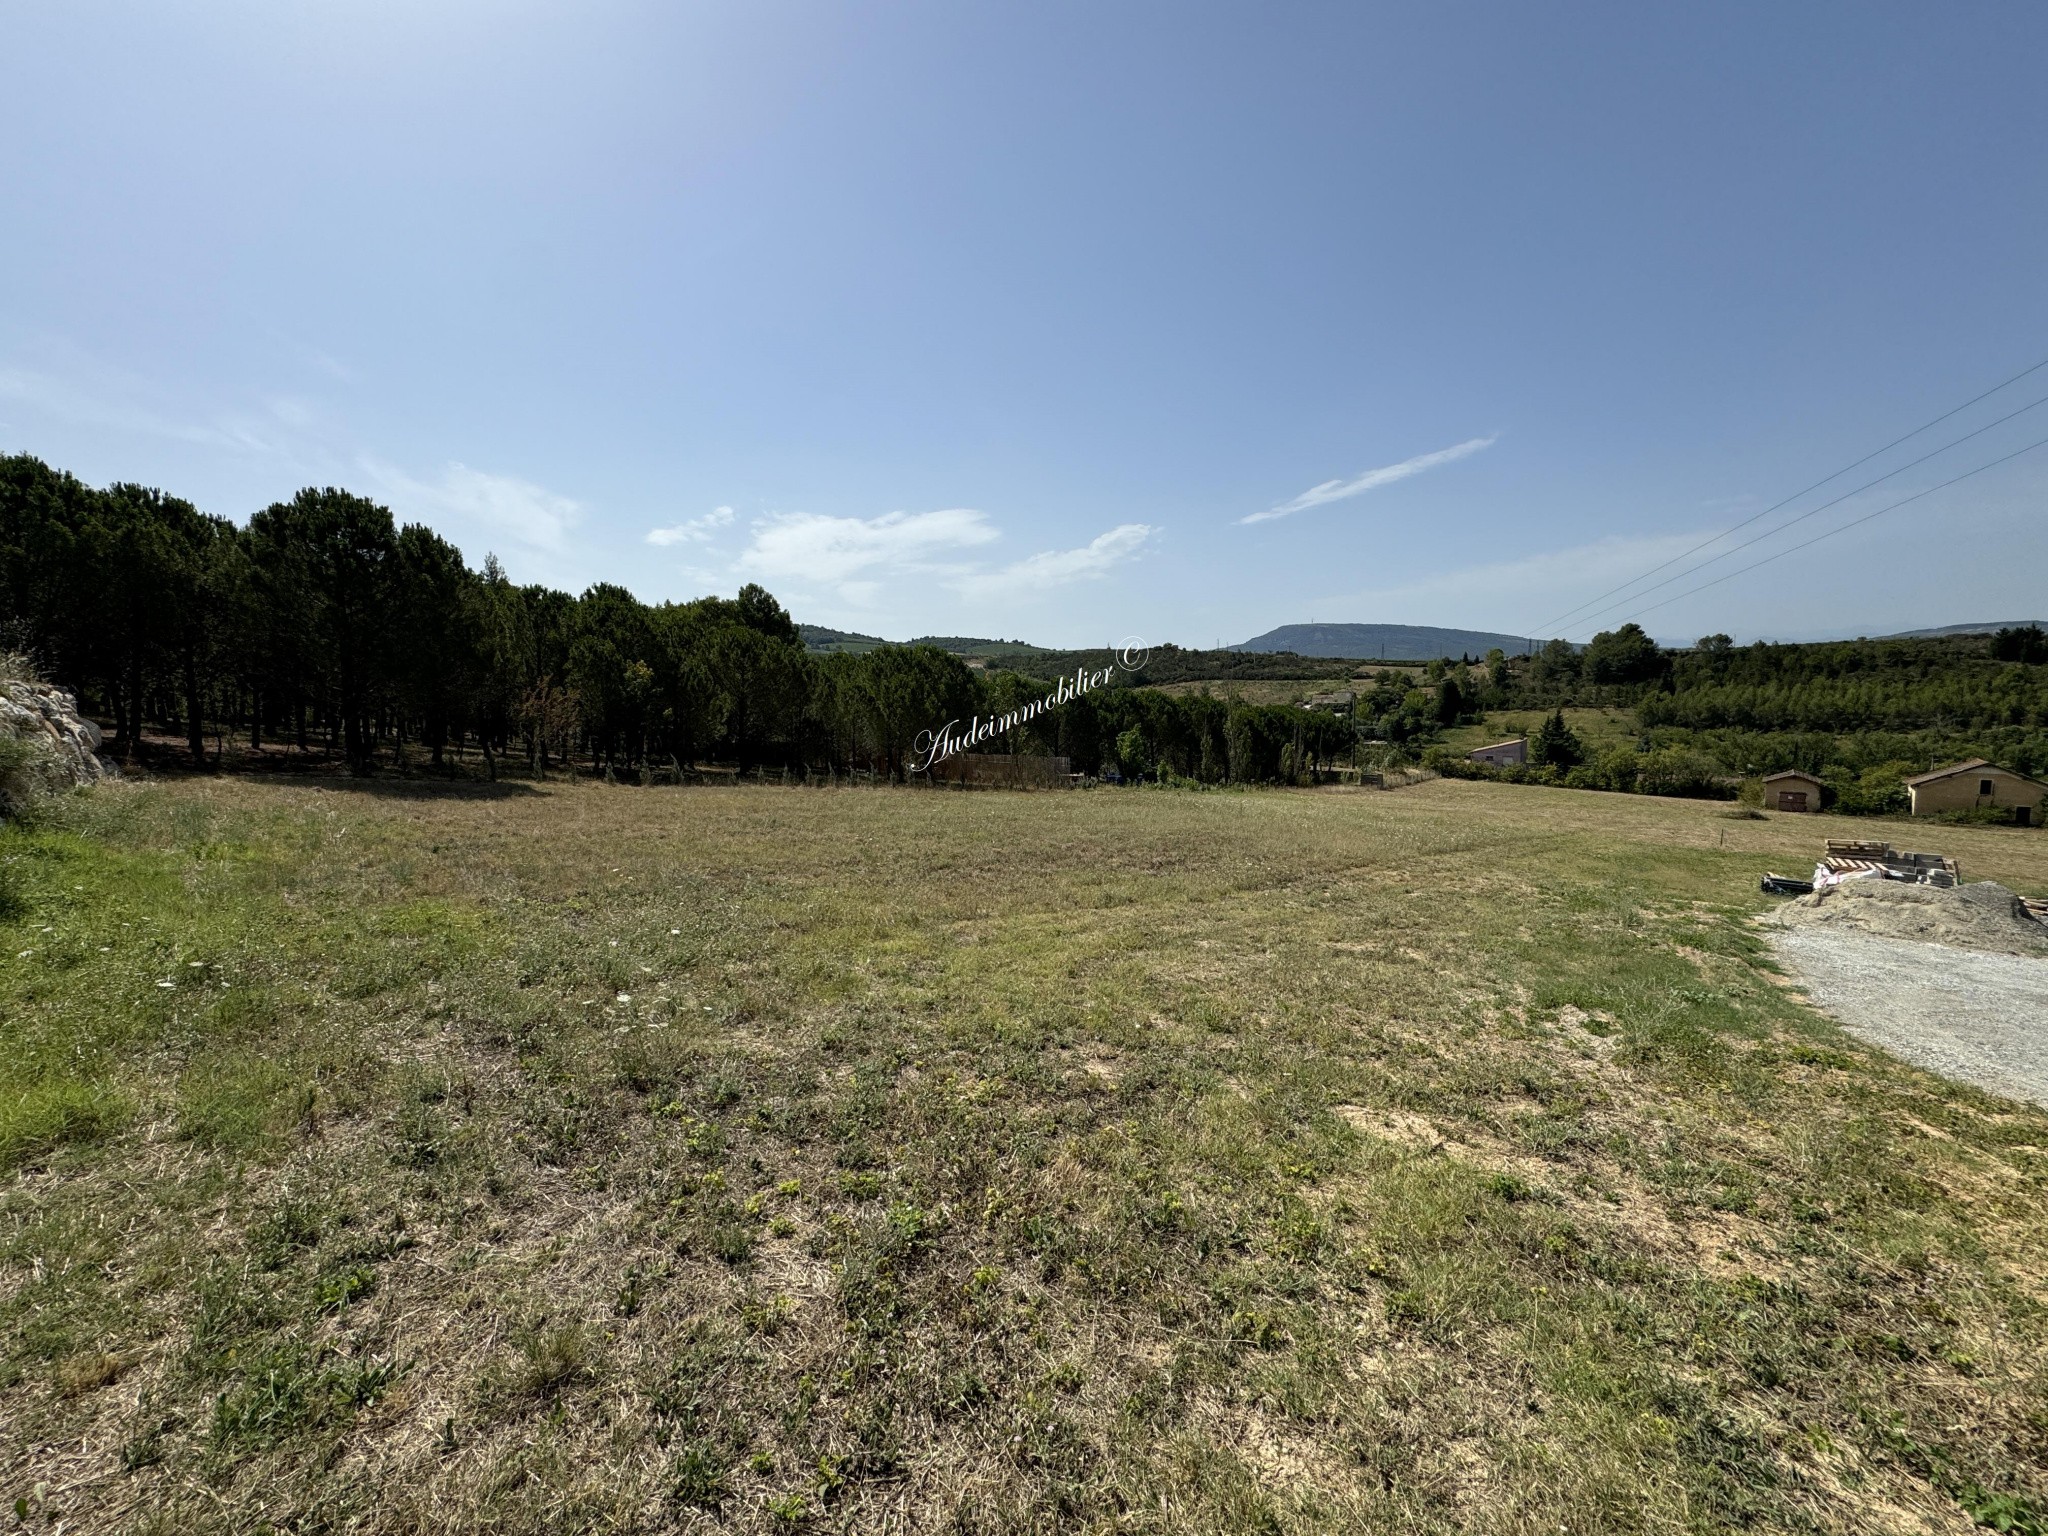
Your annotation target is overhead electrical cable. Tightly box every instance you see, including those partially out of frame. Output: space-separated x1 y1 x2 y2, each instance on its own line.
1579 433 2048 634
1534 348 2048 635
1555 387 2048 638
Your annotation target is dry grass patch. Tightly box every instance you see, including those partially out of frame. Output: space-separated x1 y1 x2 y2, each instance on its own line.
1 774 2045 1532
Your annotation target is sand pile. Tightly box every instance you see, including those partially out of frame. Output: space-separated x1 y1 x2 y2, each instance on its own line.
1769 878 2048 957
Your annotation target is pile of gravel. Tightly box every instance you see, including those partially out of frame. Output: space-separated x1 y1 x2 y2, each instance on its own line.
1768 878 2048 957
1770 928 2048 1108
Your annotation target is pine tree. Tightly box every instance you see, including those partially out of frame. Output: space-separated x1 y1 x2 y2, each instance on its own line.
1530 709 1585 770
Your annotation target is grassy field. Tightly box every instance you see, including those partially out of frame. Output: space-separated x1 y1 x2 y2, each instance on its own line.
1144 677 1392 707
1441 708 1643 756
1142 678 1328 706
3 776 2047 1533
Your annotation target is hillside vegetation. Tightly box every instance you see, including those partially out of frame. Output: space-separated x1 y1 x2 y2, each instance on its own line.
1352 628 2048 816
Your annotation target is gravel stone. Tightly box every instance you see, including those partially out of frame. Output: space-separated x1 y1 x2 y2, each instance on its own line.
1771 928 2048 1109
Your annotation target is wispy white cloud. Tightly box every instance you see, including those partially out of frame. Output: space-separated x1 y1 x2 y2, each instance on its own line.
0 344 597 588
646 505 735 546
0 360 289 456
363 458 584 560
728 507 1154 610
737 508 999 590
1246 435 1497 525
954 524 1156 595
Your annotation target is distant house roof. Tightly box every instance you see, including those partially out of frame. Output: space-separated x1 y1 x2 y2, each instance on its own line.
1761 769 1823 783
1901 758 2042 788
1470 737 1526 752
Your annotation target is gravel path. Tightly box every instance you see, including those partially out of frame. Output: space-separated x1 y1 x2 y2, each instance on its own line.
1771 929 2048 1108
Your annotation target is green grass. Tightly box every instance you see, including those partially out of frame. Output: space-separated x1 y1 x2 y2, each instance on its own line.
1441 706 1644 756
1145 672 1413 707
2 776 2046 1532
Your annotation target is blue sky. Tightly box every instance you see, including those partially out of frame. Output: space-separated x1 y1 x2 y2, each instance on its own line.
4 3 2045 647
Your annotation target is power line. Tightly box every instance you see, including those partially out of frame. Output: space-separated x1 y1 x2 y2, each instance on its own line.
1559 386 2048 638
1585 433 2048 633
1534 348 2048 635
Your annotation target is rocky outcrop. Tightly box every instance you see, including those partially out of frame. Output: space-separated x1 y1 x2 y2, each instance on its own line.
1 671 119 812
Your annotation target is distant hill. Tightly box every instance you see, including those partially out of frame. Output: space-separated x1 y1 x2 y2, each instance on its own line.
908 635 1056 660
799 627 1060 660
798 624 887 654
1232 622 1542 661
1880 620 2048 639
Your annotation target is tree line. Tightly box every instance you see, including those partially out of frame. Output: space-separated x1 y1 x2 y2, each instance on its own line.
0 455 1351 785
1503 625 2048 728
15 450 2033 799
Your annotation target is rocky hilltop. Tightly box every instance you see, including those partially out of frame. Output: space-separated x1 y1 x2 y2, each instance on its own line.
1231 621 1545 661
0 663 119 813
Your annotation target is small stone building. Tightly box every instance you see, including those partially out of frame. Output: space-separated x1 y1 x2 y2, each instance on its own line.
1760 769 1824 812
1467 736 1528 768
1903 759 2044 824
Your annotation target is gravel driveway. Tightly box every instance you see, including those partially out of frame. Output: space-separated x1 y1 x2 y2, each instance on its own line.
1771 928 2048 1109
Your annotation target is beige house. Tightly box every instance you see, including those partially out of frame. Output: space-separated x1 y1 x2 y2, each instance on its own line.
1468 736 1527 767
1760 769 1824 812
1903 759 2043 824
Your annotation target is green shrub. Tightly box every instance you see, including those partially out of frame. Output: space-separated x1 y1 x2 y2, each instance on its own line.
1114 725 1152 778
1561 746 1648 793
1931 805 2036 828
1826 761 1914 816
1634 748 1730 799
1420 745 1485 778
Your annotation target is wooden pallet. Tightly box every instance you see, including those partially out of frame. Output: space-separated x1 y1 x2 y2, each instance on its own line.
1820 839 1959 883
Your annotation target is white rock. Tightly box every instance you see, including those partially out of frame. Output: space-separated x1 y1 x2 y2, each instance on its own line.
0 668 119 807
